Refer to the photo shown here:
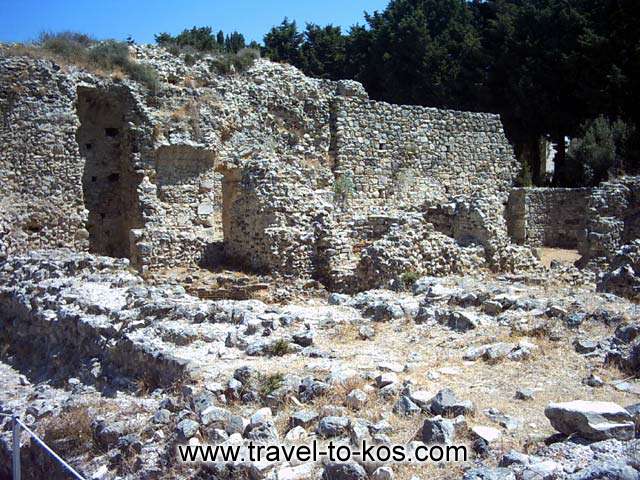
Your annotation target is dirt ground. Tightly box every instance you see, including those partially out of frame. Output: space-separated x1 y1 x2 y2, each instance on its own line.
539 247 582 268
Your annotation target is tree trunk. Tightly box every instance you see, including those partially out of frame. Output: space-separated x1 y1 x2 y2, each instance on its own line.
516 137 542 186
552 133 566 186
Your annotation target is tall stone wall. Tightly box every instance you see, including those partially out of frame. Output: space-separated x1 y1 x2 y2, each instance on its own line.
333 98 519 213
507 188 590 248
0 57 88 256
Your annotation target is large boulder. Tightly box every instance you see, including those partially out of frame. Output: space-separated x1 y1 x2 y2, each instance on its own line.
544 400 635 441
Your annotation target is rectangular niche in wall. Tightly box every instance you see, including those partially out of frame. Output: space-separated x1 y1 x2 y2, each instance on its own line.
77 86 143 259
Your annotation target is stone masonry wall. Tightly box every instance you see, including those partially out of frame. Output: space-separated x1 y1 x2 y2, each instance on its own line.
579 177 640 262
1 47 525 280
333 98 519 214
0 57 89 256
507 188 590 248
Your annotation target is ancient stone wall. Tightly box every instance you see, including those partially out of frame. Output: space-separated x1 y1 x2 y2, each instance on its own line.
0 47 528 281
507 188 590 248
129 227 222 272
333 98 519 214
579 177 640 262
0 57 88 256
222 159 331 277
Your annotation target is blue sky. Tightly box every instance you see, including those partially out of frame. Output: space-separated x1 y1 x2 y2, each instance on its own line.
0 0 389 44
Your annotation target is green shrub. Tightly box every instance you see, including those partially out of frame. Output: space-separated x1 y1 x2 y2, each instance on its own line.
38 31 94 63
88 40 130 70
35 33 160 93
127 62 160 92
258 373 284 397
234 48 260 71
210 54 233 74
184 53 196 66
400 270 420 286
167 44 181 56
334 173 355 203
563 116 638 186
209 49 259 75
268 339 292 357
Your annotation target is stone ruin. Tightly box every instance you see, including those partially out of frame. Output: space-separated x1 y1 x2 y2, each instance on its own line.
3 44 640 480
2 45 639 292
0 45 548 293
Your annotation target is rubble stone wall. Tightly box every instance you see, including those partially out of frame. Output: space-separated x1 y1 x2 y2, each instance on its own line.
0 57 88 256
0 49 528 281
129 227 222 273
579 177 640 261
333 98 519 214
507 188 590 248
222 159 331 276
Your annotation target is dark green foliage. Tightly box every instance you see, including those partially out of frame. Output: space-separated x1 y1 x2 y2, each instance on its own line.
561 117 638 187
155 27 217 51
400 270 420 286
225 31 246 53
154 32 173 46
175 26 217 51
299 24 346 80
364 0 484 110
263 18 303 65
155 26 247 54
184 53 196 66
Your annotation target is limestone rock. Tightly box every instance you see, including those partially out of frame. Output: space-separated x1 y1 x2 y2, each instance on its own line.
544 400 635 441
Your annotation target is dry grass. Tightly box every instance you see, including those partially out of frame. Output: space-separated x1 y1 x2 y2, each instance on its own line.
41 406 95 456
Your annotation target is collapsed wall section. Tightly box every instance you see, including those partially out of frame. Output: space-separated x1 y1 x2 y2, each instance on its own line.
579 177 640 262
0 57 88 256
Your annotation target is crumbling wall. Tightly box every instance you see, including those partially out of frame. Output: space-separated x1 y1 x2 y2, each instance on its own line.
579 177 640 262
506 188 590 248
0 57 88 255
1 49 530 283
222 158 331 276
333 98 519 214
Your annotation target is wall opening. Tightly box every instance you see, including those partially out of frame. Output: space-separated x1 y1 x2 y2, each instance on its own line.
77 86 143 258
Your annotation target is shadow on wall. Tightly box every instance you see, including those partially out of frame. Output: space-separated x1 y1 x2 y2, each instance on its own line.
76 86 143 258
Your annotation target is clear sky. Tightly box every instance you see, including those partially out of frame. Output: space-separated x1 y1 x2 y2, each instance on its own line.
0 0 390 45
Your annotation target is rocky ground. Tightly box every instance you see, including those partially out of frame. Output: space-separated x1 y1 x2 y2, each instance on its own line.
2 249 640 479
